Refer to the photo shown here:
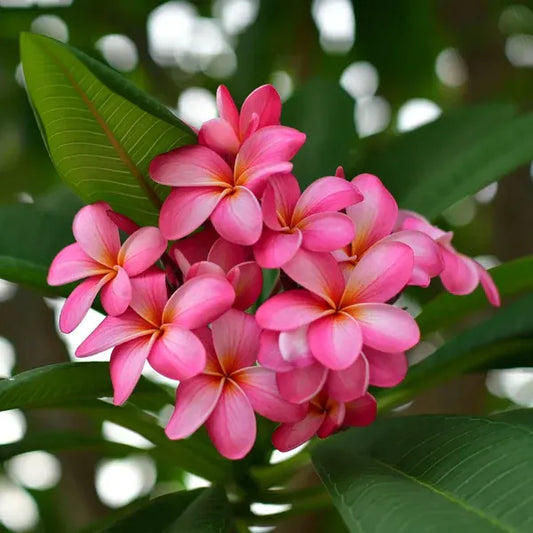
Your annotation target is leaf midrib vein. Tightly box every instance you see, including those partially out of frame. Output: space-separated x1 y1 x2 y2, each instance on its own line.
39 40 163 210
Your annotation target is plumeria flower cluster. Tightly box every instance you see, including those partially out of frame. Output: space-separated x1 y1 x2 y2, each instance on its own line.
48 84 500 460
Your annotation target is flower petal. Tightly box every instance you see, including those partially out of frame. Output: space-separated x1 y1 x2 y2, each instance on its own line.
212 309 260 373
317 400 345 438
261 174 301 230
384 230 443 287
149 145 233 187
257 330 294 372
347 303 420 352
294 176 362 219
199 117 240 157
282 249 345 306
110 335 154 405
149 325 206 380
300 212 355 252
344 393 377 427
440 247 480 296
253 228 302 268
118 227 167 277
240 84 282 136
186 261 226 282
75 308 152 356
59 275 110 334
206 381 256 460
159 187 224 241
216 85 239 133
210 186 263 245
272 406 324 452
235 126 306 192
365 347 408 387
256 290 331 331
72 202 120 267
100 266 131 316
170 226 218 269
477 262 500 306
346 174 398 254
227 261 263 310
129 269 168 327
48 243 107 285
341 241 414 305
165 375 224 439
237 367 306 422
276 363 328 404
208 238 250 271
279 326 315 368
308 313 362 370
163 274 235 329
326 354 369 402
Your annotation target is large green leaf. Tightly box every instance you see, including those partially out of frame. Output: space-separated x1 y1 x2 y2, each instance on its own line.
20 32 195 226
0 363 231 481
0 203 73 291
417 256 533 335
377 292 533 412
313 410 533 533
0 431 135 461
93 486 232 533
363 104 533 219
0 362 171 413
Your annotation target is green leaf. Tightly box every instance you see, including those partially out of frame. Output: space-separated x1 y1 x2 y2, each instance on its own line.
313 410 533 533
0 203 73 291
284 79 356 187
377 292 533 412
417 256 533 335
363 104 533 219
0 431 136 462
20 32 195 226
0 362 171 413
92 487 232 533
0 363 232 482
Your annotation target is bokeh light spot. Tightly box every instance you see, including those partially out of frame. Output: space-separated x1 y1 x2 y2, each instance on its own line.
435 48 468 87
397 98 442 132
96 34 138 72
30 15 69 42
7 451 62 491
95 456 156 508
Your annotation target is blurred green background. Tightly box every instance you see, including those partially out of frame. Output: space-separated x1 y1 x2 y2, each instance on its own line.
0 0 532 531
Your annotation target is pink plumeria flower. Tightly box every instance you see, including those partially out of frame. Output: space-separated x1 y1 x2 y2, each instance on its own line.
150 115 306 245
199 84 282 161
273 392 377 452
334 173 443 288
259 329 407 404
76 269 235 405
397 210 500 306
165 309 305 460
256 247 419 370
173 235 262 310
47 202 167 333
253 173 362 268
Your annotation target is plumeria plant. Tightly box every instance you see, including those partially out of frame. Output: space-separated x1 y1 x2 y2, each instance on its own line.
3 32 533 532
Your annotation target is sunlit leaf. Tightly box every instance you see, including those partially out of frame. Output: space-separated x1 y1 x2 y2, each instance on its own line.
20 32 195 226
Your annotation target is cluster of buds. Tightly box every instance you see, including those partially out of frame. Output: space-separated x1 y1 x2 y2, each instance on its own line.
48 85 499 460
